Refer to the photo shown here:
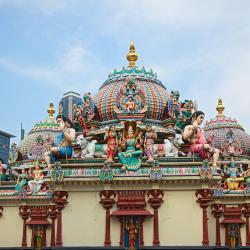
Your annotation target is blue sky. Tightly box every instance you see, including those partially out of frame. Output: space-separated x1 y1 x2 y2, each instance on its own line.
0 0 250 143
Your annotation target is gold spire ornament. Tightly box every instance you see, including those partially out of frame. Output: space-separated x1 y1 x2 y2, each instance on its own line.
47 101 55 118
216 97 225 116
127 41 138 67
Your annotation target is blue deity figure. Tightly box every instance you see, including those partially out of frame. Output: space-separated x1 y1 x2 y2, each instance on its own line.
118 125 142 171
44 115 76 168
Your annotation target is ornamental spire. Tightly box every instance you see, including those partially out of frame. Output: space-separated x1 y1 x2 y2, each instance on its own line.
216 97 225 116
127 41 138 67
47 101 55 118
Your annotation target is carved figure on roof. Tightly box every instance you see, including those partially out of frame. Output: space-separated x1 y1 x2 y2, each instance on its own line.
166 90 180 119
15 168 28 192
27 165 44 194
8 142 19 164
104 125 118 163
44 115 76 168
175 100 195 132
73 104 88 134
82 93 95 122
144 125 157 162
182 111 220 167
118 122 142 171
222 159 244 191
113 79 147 114
0 158 12 181
221 129 243 157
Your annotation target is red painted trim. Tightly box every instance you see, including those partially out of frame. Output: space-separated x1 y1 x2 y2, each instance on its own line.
119 217 124 247
211 204 223 247
242 204 250 246
225 224 229 247
111 209 152 216
42 226 47 247
99 190 116 247
19 205 29 247
196 189 213 247
147 189 164 247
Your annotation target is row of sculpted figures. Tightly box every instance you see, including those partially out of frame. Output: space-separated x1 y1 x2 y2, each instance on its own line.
40 109 221 172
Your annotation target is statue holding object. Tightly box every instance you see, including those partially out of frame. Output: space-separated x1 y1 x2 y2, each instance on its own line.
104 125 118 163
182 111 220 168
118 122 142 171
44 115 76 168
144 125 157 162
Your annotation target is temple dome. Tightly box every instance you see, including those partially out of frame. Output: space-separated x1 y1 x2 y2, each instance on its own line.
204 98 249 156
93 42 170 123
17 102 59 160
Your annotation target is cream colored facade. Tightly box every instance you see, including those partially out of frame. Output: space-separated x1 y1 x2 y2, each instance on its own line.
1 183 248 248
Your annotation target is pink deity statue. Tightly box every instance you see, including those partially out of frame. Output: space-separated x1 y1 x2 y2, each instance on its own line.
104 125 118 162
182 111 220 168
144 125 157 162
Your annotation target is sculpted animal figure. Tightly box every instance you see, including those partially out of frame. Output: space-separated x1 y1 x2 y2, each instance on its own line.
75 134 97 158
164 134 185 157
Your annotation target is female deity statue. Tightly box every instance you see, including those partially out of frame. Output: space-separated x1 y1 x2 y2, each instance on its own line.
44 115 76 169
28 165 44 194
182 111 220 168
125 218 138 250
144 125 157 162
15 168 28 192
104 125 118 163
118 125 142 171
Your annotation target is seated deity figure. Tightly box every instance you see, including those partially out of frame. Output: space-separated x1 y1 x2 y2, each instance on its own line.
15 168 28 192
223 160 244 191
124 96 135 112
182 111 220 168
118 125 142 171
28 165 44 194
44 115 76 168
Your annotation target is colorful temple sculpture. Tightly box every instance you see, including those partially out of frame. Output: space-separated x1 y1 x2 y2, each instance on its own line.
0 42 250 249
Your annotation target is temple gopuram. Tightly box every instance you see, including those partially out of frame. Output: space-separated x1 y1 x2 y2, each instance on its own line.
0 42 250 250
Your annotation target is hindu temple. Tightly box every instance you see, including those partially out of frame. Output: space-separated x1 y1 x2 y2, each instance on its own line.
0 42 250 250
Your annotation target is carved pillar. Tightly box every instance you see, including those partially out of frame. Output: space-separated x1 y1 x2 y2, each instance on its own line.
239 225 242 246
242 204 250 246
49 205 57 247
119 217 124 247
19 205 29 247
42 226 47 247
0 206 3 216
196 189 213 246
53 191 68 247
99 190 116 247
147 189 164 246
211 204 223 246
225 224 229 247
139 217 144 246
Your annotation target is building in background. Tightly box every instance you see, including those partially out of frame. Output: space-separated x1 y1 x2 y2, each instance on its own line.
59 91 83 121
0 130 15 163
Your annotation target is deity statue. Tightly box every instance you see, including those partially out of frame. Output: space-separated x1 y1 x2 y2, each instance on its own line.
182 111 220 168
104 125 118 162
0 158 12 181
118 124 142 171
144 125 157 162
175 100 194 132
44 115 76 169
124 96 136 112
82 92 95 122
28 165 44 194
222 159 244 191
73 104 88 135
125 218 138 250
15 168 28 192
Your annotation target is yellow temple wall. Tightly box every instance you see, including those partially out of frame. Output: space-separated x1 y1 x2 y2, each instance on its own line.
0 206 23 247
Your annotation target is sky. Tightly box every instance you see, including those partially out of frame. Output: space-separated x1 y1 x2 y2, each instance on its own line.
0 0 250 143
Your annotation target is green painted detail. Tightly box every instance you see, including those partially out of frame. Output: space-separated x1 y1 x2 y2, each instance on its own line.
106 66 157 81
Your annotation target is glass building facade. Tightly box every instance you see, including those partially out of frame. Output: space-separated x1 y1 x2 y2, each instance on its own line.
0 130 15 163
59 91 83 121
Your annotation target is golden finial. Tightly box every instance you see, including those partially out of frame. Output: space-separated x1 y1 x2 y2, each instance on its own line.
47 101 55 118
216 97 225 116
127 41 138 67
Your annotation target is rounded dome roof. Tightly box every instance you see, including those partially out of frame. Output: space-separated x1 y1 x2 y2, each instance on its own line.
204 98 249 156
94 42 170 122
18 102 59 160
